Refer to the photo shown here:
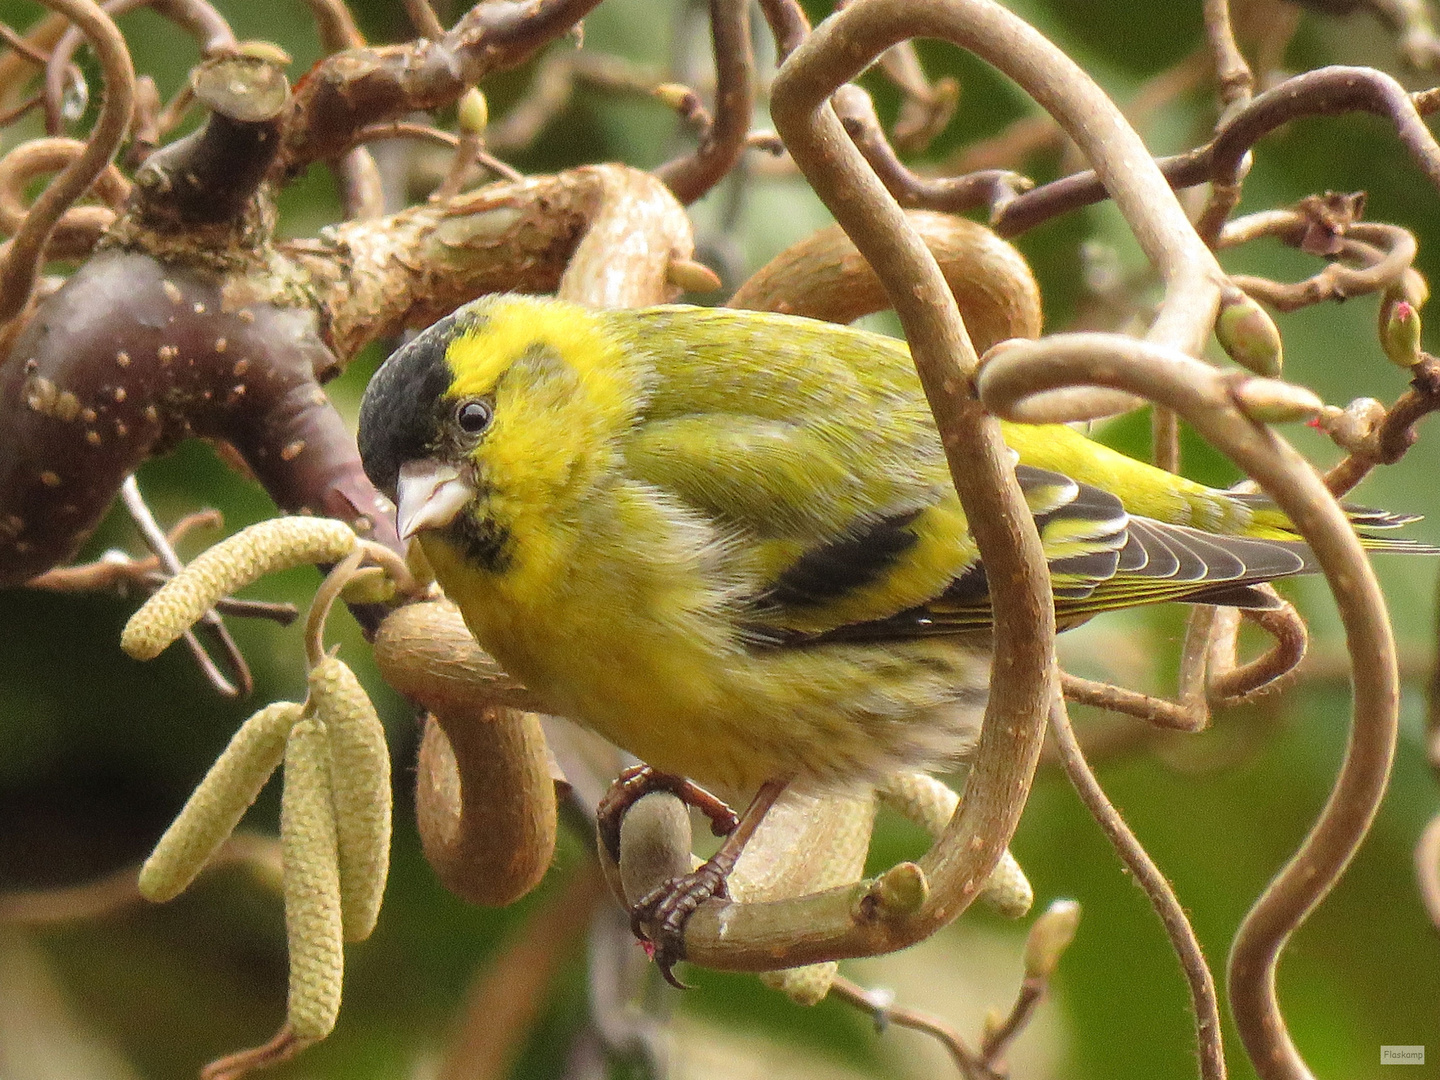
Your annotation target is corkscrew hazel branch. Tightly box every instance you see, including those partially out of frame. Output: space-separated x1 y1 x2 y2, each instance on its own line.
976 331 1398 1080
0 0 133 330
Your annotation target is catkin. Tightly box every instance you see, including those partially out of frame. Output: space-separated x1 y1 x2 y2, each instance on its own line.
732 788 874 1007
122 517 357 661
876 771 1032 918
139 701 304 902
281 717 344 1043
310 656 392 942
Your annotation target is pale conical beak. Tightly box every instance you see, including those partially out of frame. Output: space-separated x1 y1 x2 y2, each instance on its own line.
395 459 476 540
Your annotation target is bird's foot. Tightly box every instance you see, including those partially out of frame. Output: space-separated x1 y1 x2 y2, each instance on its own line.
598 770 790 989
630 859 733 989
596 764 738 863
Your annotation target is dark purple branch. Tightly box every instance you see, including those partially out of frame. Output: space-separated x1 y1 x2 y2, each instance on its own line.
0 250 396 588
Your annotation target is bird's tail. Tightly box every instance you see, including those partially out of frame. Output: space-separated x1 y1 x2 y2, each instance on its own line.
1231 493 1440 554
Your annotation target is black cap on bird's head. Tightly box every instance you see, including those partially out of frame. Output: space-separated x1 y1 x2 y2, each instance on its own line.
358 305 500 545
357 309 467 499
359 292 639 550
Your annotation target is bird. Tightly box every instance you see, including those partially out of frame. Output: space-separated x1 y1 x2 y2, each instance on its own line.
357 294 1425 973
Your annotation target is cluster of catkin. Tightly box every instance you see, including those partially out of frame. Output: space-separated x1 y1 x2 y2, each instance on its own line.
122 518 394 1051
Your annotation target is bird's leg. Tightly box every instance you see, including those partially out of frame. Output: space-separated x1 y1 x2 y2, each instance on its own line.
596 763 739 864
627 777 790 988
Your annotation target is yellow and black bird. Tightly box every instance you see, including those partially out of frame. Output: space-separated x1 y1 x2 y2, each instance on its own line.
357 294 1423 971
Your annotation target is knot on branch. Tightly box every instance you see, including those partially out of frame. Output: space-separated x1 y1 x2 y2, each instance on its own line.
119 53 290 242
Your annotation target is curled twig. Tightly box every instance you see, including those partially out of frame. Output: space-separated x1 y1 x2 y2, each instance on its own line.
832 82 1033 219
1208 597 1309 706
1064 591 1309 732
976 332 1398 1080
373 600 557 908
728 209 1042 348
0 0 134 329
668 0 1241 972
0 137 128 259
42 0 235 135
1219 203 1419 311
303 547 365 668
654 0 755 204
1319 356 1440 497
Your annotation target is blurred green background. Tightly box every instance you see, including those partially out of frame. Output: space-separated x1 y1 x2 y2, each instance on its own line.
2 1 1439 1078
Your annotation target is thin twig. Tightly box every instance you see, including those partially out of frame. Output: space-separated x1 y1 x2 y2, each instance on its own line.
1049 698 1225 1080
121 476 250 697
276 0 606 171
828 975 988 1080
978 977 1044 1073
0 832 281 926
1062 671 1206 732
0 20 56 66
1194 0 1254 242
878 40 959 153
996 66 1440 238
1204 0 1253 116
833 82 1032 218
655 0 754 204
404 0 447 40
303 547 365 668
350 121 521 185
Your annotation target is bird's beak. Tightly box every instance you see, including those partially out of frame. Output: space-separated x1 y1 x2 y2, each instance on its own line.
395 459 476 540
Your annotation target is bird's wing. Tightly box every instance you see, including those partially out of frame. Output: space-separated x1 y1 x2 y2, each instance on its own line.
738 464 1316 645
625 412 1313 645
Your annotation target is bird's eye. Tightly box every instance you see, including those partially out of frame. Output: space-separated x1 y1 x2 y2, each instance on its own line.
456 399 493 435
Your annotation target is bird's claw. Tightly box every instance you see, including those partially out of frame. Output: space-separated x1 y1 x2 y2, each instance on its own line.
596 764 737 862
630 860 731 989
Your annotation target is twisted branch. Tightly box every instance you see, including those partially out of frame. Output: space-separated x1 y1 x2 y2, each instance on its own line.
0 0 133 329
977 334 1398 1080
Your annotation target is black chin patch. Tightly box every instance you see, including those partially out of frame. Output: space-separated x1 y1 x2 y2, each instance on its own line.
358 309 480 497
442 510 512 573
